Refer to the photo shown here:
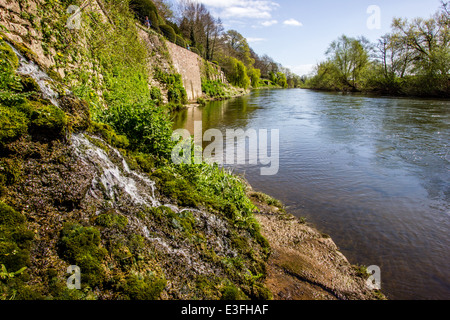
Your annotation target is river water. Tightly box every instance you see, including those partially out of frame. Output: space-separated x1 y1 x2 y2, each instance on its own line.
172 88 450 300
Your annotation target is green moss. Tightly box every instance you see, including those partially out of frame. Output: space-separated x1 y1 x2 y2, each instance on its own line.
250 283 273 300
221 282 248 300
0 106 29 145
151 169 202 208
88 122 130 150
59 95 91 132
250 192 285 212
0 158 23 185
118 274 166 300
19 75 39 93
95 210 128 230
58 223 107 288
0 202 34 273
0 40 19 69
30 104 67 138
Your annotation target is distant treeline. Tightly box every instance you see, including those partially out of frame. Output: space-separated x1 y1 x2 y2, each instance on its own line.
129 0 303 89
304 1 449 98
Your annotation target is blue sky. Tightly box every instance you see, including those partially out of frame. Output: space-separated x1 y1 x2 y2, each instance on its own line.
169 0 444 76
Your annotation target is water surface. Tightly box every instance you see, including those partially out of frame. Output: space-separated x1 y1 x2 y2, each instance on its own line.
173 89 450 300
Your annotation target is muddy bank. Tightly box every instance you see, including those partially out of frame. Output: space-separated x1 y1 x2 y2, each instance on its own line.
248 191 386 300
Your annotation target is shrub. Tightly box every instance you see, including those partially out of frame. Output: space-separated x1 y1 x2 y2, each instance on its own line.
190 47 200 55
159 24 176 43
175 35 186 48
202 79 227 98
150 87 162 105
129 0 158 23
98 101 175 158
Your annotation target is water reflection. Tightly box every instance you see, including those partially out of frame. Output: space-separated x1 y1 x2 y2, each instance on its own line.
173 89 450 300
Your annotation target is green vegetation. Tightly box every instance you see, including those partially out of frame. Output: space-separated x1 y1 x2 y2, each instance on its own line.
0 0 274 301
305 3 449 97
58 223 107 288
201 79 227 99
118 274 166 300
30 104 67 138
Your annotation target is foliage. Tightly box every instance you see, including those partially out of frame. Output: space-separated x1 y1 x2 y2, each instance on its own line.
248 68 261 88
0 202 33 274
202 79 227 98
306 3 449 97
175 35 186 48
150 86 162 105
118 274 166 300
58 223 107 288
227 58 250 89
160 24 176 43
98 101 174 158
153 67 188 104
129 0 159 23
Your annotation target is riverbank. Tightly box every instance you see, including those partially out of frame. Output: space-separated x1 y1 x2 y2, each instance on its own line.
246 188 385 300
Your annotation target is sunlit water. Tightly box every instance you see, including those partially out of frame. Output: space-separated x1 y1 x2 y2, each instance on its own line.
173 89 450 300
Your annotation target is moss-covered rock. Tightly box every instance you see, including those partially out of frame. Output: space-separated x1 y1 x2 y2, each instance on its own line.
30 104 67 138
59 95 91 133
95 210 128 230
0 106 29 145
0 158 23 186
118 273 166 300
88 122 129 150
58 223 107 288
151 169 202 208
0 40 19 70
19 75 40 93
0 202 34 273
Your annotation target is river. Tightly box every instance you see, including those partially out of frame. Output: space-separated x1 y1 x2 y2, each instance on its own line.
172 88 450 300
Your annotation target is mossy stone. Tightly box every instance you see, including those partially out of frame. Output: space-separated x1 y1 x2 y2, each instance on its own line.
58 223 107 288
0 40 19 69
0 202 34 273
59 95 91 132
0 106 29 145
30 104 67 138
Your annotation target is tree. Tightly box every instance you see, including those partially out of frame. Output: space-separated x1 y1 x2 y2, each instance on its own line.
248 68 261 88
326 35 370 89
227 58 250 89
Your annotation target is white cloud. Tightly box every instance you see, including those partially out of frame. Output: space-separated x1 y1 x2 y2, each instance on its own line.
247 37 267 43
261 20 278 27
283 18 303 27
194 0 280 20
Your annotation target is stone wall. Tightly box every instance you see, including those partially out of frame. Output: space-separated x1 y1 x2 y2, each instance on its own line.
165 41 203 102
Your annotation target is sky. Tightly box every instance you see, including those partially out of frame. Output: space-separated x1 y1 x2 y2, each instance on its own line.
168 0 444 76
